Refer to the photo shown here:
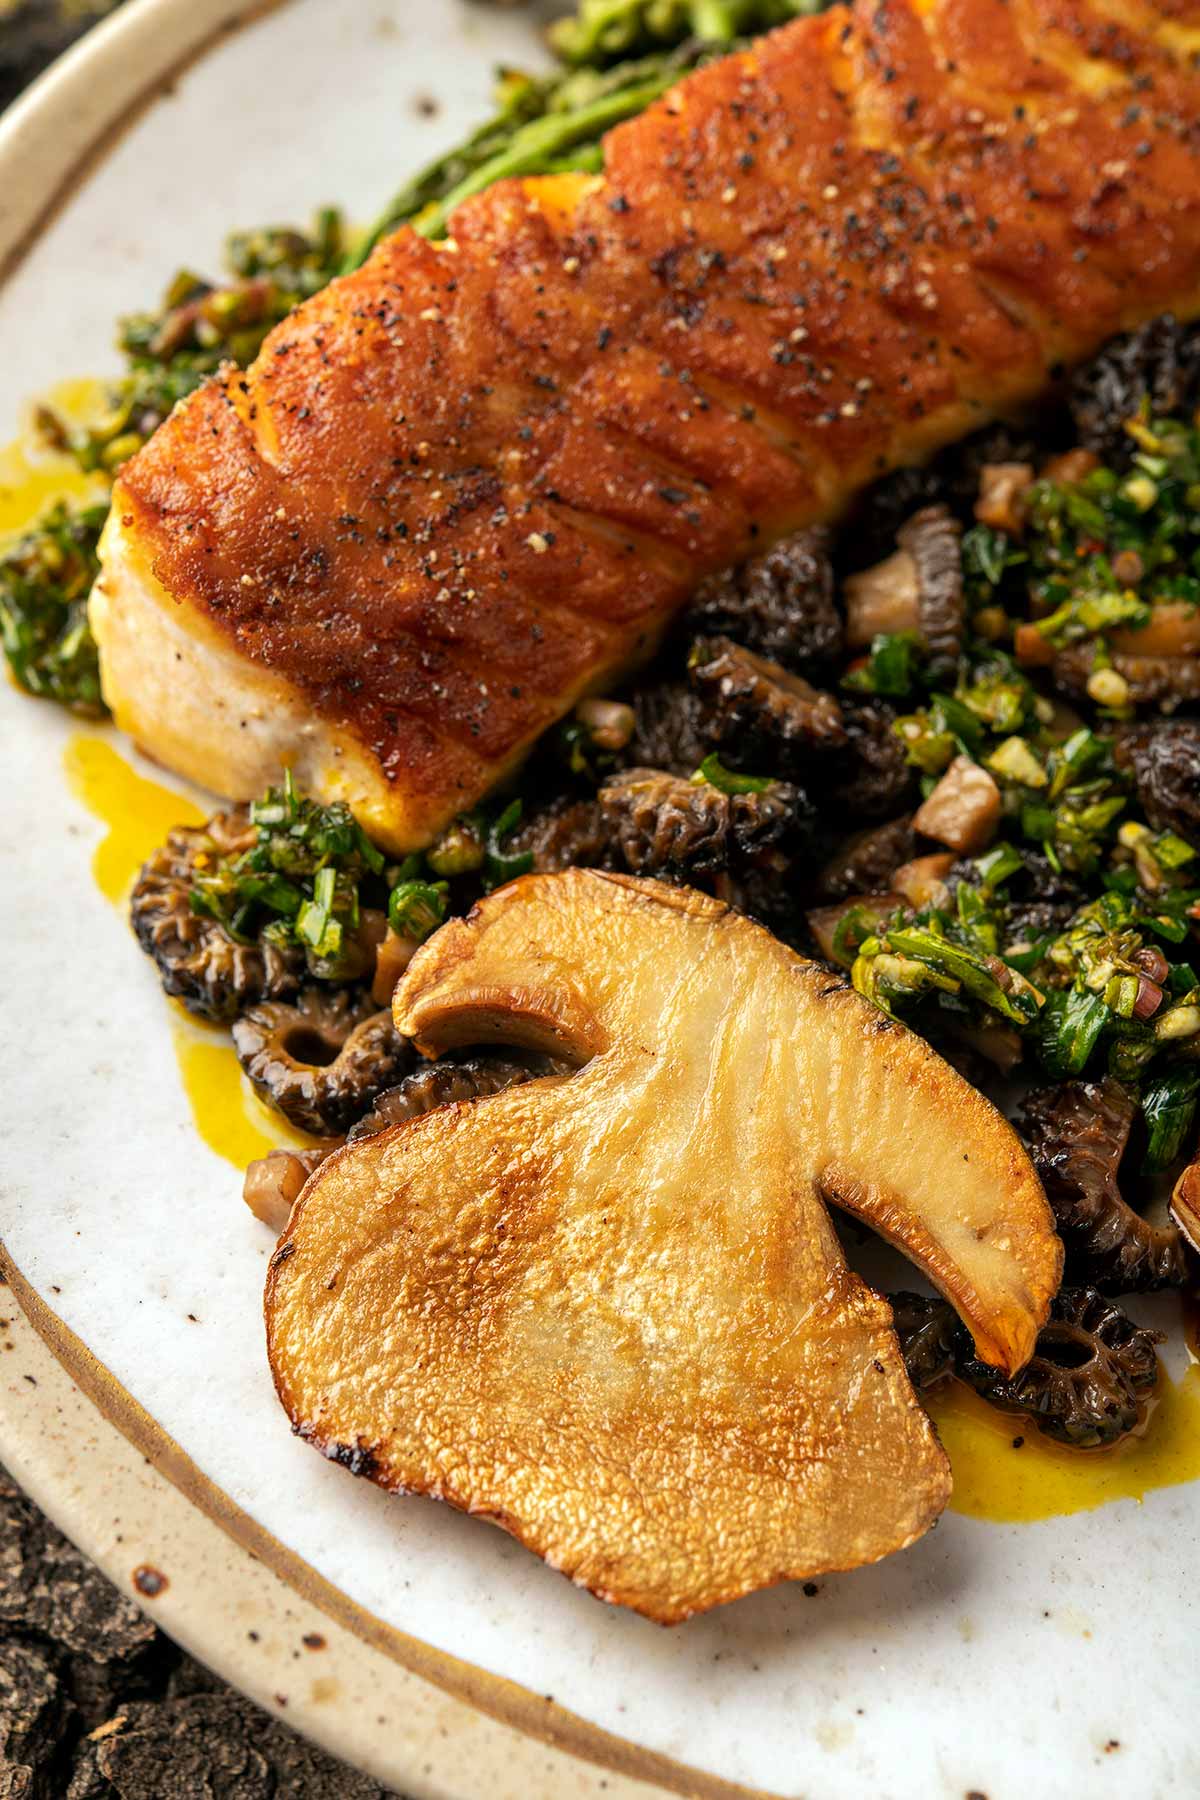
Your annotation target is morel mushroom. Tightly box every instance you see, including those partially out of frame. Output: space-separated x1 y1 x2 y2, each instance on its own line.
131 812 302 1021
1114 718 1200 843
814 817 917 902
620 679 711 775
896 505 964 663
844 506 963 662
689 636 846 772
268 871 1060 1620
894 1286 1162 1449
830 700 917 819
233 986 412 1136
508 796 614 873
685 527 841 670
597 767 808 880
347 1053 567 1141
1019 1077 1191 1292
1070 315 1200 463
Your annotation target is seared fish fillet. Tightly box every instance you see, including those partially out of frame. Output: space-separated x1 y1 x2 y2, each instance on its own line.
93 0 1200 850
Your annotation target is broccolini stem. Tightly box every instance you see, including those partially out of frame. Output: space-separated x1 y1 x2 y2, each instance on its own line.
346 49 702 270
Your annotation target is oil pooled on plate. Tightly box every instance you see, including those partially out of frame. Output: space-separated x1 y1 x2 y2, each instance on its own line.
0 379 109 538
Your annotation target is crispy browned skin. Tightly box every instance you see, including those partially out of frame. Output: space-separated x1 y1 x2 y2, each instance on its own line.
266 872 1062 1621
110 0 1200 846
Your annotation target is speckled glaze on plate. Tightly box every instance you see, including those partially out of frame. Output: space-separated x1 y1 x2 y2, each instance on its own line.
2 5 1199 1798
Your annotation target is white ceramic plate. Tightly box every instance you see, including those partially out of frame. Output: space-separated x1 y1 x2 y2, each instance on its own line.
2 5 1199 1796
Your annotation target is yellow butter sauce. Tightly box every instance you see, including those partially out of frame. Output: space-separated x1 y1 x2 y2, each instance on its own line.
64 733 313 1169
0 379 110 539
929 1357 1200 1522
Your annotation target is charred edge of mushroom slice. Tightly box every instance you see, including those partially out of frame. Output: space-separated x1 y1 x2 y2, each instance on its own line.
1019 1078 1192 1293
684 526 841 671
130 813 303 1022
232 985 413 1137
893 1287 1163 1449
1113 718 1200 843
243 1147 331 1235
597 767 809 880
688 635 846 773
896 504 965 664
347 1052 570 1141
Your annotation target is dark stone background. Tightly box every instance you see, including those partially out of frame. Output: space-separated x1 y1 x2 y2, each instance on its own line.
1 7 397 1793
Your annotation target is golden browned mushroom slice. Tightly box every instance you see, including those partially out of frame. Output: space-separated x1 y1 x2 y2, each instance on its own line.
266 872 1060 1622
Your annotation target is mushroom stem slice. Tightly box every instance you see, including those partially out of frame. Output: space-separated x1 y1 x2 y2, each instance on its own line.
267 872 1060 1621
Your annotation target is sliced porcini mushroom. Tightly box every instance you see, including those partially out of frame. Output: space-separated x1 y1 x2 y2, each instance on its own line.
912 755 1001 854
1020 1078 1191 1292
689 634 846 769
232 986 412 1136
266 871 1061 1622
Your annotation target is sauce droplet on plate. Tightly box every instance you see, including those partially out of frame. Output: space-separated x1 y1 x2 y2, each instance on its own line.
929 1359 1200 1522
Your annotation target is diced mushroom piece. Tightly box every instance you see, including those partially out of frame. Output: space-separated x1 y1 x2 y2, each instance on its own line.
806 892 904 965
1014 623 1056 669
897 505 964 661
1170 1159 1200 1257
1110 602 1200 659
974 462 1034 535
844 549 920 649
890 852 956 911
267 871 1061 1621
1041 448 1101 486
690 635 846 770
913 756 1001 854
243 1147 330 1234
1020 1078 1191 1292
